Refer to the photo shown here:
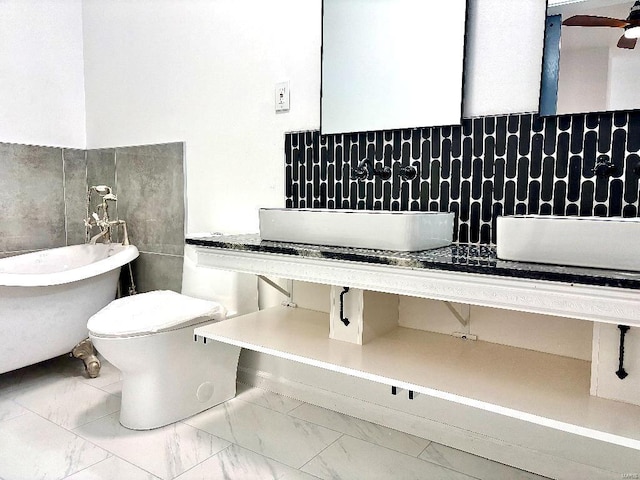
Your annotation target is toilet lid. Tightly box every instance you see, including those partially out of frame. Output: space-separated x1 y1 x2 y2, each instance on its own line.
87 290 226 337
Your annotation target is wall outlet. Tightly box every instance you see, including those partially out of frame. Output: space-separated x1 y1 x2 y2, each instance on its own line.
275 81 290 112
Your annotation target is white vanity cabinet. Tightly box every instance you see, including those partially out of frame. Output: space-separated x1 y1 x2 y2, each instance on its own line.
187 235 640 478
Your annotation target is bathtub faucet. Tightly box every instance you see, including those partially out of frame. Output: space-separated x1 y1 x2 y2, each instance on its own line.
85 185 130 245
88 218 130 245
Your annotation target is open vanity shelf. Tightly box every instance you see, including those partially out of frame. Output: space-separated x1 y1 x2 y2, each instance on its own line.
195 305 640 449
187 234 640 462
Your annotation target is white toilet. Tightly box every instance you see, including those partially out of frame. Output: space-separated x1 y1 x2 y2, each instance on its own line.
87 290 242 430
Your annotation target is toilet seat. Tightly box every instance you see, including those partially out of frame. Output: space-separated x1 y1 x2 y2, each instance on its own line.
87 290 226 338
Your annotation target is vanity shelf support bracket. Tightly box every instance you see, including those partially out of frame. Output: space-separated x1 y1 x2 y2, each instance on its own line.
391 386 398 395
444 301 468 327
409 390 415 400
616 325 631 380
339 287 350 326
258 275 291 299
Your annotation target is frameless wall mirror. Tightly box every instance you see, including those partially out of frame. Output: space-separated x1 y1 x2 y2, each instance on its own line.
541 0 640 116
463 0 547 118
320 0 467 135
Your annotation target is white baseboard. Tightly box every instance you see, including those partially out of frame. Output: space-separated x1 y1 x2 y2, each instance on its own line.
238 365 621 480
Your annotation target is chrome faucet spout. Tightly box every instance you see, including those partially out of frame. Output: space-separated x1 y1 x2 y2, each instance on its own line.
89 229 109 245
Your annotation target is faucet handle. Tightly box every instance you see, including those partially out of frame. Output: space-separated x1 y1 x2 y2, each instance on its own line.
377 166 392 180
351 166 369 180
399 165 417 181
593 155 615 178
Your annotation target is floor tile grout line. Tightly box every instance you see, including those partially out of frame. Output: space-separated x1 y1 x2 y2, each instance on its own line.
416 439 433 459
297 433 345 472
169 443 234 480
10 377 123 433
182 399 351 475
61 452 163 480
233 387 304 416
284 403 433 458
237 384 436 460
179 408 310 476
0 395 32 424
328 432 485 480
416 444 536 480
6 410 119 479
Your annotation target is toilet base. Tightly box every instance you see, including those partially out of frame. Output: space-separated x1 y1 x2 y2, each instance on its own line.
92 326 241 430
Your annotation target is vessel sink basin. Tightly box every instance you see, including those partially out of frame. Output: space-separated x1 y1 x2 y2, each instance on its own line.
496 215 640 271
259 208 454 251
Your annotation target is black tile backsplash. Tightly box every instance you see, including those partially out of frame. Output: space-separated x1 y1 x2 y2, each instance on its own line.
285 111 640 244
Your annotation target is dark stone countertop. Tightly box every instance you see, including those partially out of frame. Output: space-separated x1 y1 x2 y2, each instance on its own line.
186 234 640 290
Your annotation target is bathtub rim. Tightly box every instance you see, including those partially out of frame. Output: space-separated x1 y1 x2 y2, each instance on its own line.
0 244 139 287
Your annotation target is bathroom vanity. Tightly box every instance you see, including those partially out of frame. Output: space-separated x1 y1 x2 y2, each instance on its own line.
186 234 640 478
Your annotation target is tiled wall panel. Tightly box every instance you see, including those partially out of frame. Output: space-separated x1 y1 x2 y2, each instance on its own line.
0 141 185 294
63 149 88 246
285 112 640 244
0 143 67 253
115 143 185 294
116 143 185 257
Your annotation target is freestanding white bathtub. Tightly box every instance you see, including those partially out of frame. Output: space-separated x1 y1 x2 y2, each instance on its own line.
0 243 139 374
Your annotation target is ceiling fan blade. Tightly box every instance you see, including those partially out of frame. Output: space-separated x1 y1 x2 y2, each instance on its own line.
617 34 638 49
563 15 629 28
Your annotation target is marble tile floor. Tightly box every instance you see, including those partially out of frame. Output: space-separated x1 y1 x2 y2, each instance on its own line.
0 355 548 480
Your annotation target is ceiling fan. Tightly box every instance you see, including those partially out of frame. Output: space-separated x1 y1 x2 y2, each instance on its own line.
562 0 640 49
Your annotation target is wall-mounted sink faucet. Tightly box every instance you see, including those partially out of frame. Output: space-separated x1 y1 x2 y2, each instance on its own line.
351 160 418 182
351 159 392 180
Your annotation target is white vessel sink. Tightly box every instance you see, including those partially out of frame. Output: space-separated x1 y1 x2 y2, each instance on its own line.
496 215 640 272
259 208 454 251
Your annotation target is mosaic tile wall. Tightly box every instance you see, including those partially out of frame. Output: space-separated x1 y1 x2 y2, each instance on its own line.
285 111 640 244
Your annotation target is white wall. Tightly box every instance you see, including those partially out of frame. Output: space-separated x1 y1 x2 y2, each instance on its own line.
557 47 609 115
608 49 640 112
292 282 593 361
82 0 322 235
0 0 86 148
